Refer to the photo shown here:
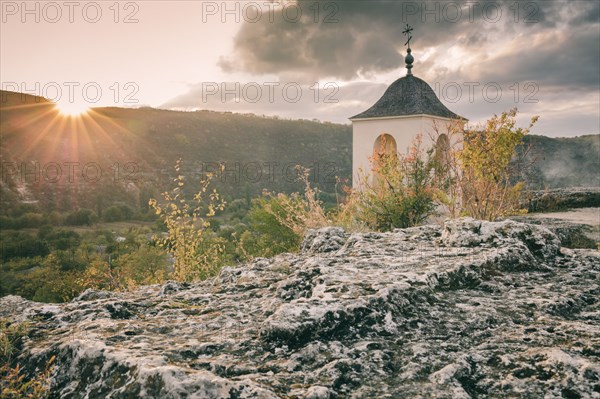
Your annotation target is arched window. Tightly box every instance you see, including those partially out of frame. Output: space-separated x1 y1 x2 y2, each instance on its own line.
371 134 397 181
372 134 397 161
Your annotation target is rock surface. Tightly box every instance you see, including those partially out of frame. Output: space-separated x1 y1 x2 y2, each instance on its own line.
524 187 600 212
1 218 599 398
513 212 599 249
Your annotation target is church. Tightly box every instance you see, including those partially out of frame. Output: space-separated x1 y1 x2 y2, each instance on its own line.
350 25 466 187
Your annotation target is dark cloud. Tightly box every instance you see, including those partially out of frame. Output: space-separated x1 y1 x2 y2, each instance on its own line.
430 27 600 92
536 0 600 27
220 0 599 85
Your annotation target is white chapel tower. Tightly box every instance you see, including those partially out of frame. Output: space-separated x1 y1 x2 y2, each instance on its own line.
350 25 467 187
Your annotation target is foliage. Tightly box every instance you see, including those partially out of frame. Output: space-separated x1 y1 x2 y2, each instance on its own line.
1 250 89 302
235 166 333 259
457 108 538 221
0 319 55 399
0 258 44 298
29 255 85 302
64 209 98 226
238 196 303 259
425 121 466 219
0 233 49 261
260 167 331 237
114 245 170 289
77 259 124 292
0 319 28 362
1 225 168 301
42 229 81 251
346 134 438 231
0 213 44 229
149 159 226 282
235 166 350 259
102 204 134 223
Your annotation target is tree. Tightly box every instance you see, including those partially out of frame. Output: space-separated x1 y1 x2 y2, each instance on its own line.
102 203 134 222
64 209 98 226
0 233 49 261
44 229 81 252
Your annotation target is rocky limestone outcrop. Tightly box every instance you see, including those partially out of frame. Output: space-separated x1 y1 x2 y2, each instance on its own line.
524 187 600 212
1 218 599 398
512 215 599 249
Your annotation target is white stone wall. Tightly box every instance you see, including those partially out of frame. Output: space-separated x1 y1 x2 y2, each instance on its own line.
351 115 462 188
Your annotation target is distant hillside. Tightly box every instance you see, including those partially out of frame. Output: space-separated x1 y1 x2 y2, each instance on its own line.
0 90 597 214
0 91 351 214
522 134 600 188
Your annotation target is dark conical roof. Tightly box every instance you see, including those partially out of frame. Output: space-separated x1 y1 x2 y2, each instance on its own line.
350 75 465 120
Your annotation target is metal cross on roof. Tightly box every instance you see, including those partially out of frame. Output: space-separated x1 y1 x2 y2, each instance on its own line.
403 24 413 47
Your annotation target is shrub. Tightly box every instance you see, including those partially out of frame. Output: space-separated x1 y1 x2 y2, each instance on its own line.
458 109 538 220
148 159 226 282
239 196 303 258
77 259 123 292
43 229 81 251
261 166 330 237
102 203 134 222
16 213 44 229
235 166 333 259
430 108 538 221
346 134 438 231
0 319 55 399
64 209 98 226
115 245 170 288
0 233 50 261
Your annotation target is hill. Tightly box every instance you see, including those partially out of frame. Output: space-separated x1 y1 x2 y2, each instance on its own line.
1 90 597 215
0 91 351 214
523 134 600 188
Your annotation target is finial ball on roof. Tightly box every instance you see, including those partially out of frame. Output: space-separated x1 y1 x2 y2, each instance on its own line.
405 49 414 65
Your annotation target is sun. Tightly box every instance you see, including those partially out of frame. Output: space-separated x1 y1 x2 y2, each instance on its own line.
55 100 90 117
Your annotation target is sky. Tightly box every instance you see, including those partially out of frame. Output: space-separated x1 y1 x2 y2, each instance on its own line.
1 0 599 136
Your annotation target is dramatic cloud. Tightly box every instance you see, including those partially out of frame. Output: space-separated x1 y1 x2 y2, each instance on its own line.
219 1 599 84
163 0 599 136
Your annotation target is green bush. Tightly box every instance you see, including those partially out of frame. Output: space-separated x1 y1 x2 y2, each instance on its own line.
115 245 169 288
102 203 134 222
0 213 44 230
64 209 98 226
0 233 50 261
238 196 302 258
43 229 81 251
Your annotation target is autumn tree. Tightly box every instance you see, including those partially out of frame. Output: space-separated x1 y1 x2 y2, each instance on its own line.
436 108 539 221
